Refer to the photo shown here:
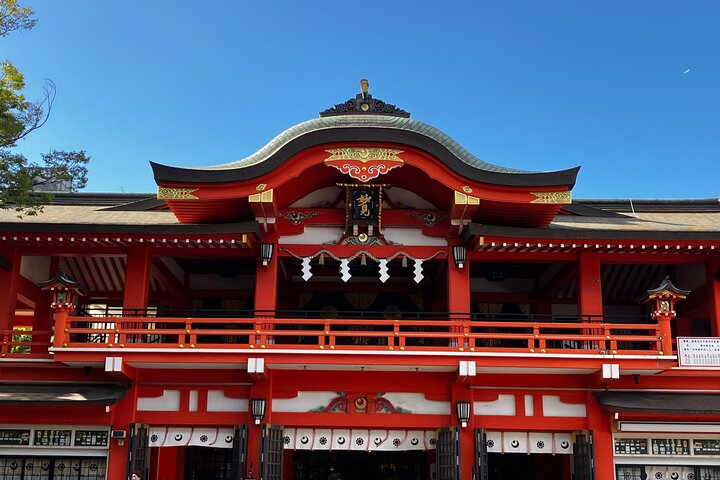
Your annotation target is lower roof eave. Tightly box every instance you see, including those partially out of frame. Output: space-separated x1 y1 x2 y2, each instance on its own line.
465 223 720 243
0 221 263 237
594 391 720 415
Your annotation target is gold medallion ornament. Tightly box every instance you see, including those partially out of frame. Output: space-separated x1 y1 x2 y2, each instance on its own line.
157 187 199 200
530 191 572 204
256 184 268 191
462 186 473 193
324 148 405 182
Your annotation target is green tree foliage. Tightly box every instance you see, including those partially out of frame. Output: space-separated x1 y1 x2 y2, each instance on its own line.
1 0 90 213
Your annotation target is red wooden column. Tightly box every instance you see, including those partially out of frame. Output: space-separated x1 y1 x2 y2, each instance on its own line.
0 245 20 334
586 392 614 480
254 241 278 345
447 249 471 348
123 246 152 310
708 254 720 337
578 253 603 318
107 384 138 480
451 382 474 480
246 375 273 479
578 252 603 349
254 242 278 312
31 303 51 354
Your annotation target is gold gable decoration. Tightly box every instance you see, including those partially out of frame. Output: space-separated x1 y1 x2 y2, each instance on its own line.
157 187 199 200
530 191 572 204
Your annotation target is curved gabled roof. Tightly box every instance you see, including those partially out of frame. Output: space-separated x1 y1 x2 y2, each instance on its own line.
151 115 580 188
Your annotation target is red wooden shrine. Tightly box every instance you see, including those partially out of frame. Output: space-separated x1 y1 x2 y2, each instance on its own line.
1 81 719 480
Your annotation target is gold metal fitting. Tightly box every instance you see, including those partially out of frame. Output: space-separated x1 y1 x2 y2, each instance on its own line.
540 348 546 353
389 346 394 350
400 347 405 351
190 344 195 348
611 350 617 354
319 345 324 349
330 345 335 349
459 347 464 351
325 330 330 334
119 344 124 348
470 347 475 352
186 329 191 334
179 344 184 348
530 348 535 353
260 344 266 349
249 344 255 348
107 343 112 347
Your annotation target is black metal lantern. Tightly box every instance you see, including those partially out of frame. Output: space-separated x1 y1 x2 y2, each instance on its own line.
251 398 266 425
452 245 467 269
455 400 471 428
260 243 274 267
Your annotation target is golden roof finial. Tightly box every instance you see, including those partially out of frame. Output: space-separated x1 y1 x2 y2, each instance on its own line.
360 79 369 99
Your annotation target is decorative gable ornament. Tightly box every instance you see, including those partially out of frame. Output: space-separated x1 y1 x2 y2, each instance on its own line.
319 79 410 118
325 148 404 183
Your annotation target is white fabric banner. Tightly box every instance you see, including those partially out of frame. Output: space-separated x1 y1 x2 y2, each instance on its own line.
485 431 573 454
149 427 235 449
282 428 436 451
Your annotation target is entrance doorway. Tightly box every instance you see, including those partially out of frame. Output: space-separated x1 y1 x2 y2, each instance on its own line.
487 453 570 480
183 446 232 480
291 450 431 480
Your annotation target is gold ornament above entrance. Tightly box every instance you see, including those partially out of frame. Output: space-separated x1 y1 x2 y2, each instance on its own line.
324 147 404 183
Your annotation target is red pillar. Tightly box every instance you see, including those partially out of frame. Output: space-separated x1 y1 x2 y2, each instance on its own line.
154 446 182 480
451 382 474 480
447 252 471 314
586 393 614 480
124 246 152 310
0 245 20 332
254 242 278 312
107 384 138 480
708 254 720 337
578 253 603 318
254 241 278 346
246 375 272 479
447 252 471 348
31 303 51 354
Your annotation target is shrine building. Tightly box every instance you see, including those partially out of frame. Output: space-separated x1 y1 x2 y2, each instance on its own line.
1 81 719 480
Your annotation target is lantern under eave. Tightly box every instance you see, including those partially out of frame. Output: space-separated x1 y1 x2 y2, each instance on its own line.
639 275 690 320
37 270 87 311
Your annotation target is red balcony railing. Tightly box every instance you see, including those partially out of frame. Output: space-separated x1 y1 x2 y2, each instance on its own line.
52 310 667 355
0 329 53 359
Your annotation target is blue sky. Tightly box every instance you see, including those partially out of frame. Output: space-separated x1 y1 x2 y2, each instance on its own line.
4 1 719 198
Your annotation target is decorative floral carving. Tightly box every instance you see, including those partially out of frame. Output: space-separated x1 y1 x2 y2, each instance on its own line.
325 148 404 182
280 211 319 225
407 212 447 227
